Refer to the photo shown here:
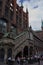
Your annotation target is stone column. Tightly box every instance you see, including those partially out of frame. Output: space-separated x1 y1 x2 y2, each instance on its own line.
4 47 8 64
22 48 23 58
28 46 30 57
12 47 15 59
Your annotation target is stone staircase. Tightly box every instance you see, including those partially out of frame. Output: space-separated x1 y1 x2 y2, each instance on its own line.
13 30 29 57
0 30 30 65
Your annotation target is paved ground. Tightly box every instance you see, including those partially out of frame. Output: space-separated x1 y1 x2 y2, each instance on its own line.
14 60 43 65
40 61 43 65
0 60 43 65
26 61 43 65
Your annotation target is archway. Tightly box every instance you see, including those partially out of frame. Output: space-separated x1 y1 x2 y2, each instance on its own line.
7 48 12 58
23 46 28 57
29 46 33 57
15 51 22 59
0 48 5 61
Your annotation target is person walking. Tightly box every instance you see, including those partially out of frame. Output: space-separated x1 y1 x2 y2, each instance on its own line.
38 56 40 65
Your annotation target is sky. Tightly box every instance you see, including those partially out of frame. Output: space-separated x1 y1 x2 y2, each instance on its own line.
17 0 43 30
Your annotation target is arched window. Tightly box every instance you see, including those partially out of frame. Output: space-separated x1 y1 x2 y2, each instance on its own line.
5 0 14 20
0 48 5 61
0 19 7 33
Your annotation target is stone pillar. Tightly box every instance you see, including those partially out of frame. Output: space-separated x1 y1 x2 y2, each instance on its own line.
12 47 15 59
22 49 23 58
4 47 7 63
28 46 30 57
28 41 30 58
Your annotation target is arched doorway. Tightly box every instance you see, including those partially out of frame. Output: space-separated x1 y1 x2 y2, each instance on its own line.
0 48 5 61
29 46 33 57
15 51 22 59
23 46 28 57
7 48 12 58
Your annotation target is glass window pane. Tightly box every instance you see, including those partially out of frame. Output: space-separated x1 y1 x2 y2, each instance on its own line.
10 25 16 37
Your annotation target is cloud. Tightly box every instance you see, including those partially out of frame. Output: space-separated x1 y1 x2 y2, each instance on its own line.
17 0 43 30
17 0 21 6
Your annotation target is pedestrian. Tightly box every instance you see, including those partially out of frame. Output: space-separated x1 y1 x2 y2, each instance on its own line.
8 57 12 65
17 57 20 64
38 56 40 65
20 59 23 65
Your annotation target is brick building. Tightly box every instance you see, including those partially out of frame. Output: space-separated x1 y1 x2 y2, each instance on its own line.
0 0 43 64
0 0 29 63
0 0 28 38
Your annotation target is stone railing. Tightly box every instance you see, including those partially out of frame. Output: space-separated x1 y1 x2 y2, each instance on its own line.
14 31 29 49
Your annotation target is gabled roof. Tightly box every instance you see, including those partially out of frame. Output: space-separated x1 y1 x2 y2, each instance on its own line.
34 30 43 41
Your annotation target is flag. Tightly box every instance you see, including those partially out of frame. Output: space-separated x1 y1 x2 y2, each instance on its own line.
19 0 30 4
33 5 38 9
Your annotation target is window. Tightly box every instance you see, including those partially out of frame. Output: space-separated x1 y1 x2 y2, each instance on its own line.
16 15 18 23
19 18 22 27
10 3 13 7
11 25 16 32
26 23 28 28
5 0 14 20
10 25 16 37
5 6 9 17
10 8 14 20
10 1 14 20
23 21 25 29
0 19 7 33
